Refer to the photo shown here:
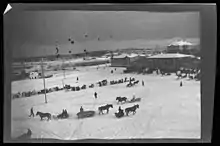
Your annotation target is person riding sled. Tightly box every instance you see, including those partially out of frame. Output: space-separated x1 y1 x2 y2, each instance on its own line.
131 93 136 102
80 106 84 113
118 106 123 114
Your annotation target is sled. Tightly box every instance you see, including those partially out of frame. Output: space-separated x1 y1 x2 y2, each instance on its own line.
115 111 124 118
127 98 141 103
76 111 96 119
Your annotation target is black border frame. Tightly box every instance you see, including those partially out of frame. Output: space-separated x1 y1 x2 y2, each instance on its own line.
3 3 217 143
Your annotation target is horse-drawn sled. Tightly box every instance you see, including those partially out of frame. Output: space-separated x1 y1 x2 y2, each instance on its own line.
76 110 96 119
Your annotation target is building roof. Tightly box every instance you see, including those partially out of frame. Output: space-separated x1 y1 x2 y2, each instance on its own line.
113 54 128 58
113 53 139 59
147 53 195 59
138 54 147 57
128 53 139 58
168 40 193 47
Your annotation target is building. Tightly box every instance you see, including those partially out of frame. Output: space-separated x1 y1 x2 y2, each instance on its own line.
110 53 140 67
29 71 39 79
147 53 197 72
110 54 130 67
126 55 153 72
167 40 194 53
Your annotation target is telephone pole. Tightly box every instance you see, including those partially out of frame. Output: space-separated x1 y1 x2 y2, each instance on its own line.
41 58 47 103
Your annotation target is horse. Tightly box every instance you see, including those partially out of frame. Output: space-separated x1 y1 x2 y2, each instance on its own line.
31 90 37 96
76 86 80 91
125 104 139 116
126 83 134 87
53 86 59 91
36 111 51 121
98 104 113 114
133 80 139 84
130 78 135 82
71 86 76 91
81 85 86 90
22 92 26 97
89 84 94 88
116 97 127 103
64 85 71 90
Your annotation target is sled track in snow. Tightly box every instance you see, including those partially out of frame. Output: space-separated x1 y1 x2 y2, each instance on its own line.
69 120 84 140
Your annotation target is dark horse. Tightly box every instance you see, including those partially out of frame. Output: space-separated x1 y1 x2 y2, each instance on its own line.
36 111 51 121
116 97 127 103
98 104 113 114
125 104 139 116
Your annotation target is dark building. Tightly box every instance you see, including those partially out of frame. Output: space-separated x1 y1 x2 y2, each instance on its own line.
147 53 198 72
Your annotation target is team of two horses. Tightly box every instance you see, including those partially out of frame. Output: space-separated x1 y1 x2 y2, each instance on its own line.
115 104 140 118
98 103 140 117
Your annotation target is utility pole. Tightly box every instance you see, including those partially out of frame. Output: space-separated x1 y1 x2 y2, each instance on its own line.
62 58 66 88
41 57 47 103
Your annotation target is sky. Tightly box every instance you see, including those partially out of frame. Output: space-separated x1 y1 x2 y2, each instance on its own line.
4 11 200 58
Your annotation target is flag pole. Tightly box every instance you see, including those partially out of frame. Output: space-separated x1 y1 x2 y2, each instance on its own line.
41 57 47 103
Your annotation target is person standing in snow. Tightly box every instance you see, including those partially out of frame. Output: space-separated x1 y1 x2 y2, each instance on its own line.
180 81 183 87
29 107 34 117
77 77 79 82
94 92 97 99
142 80 144 86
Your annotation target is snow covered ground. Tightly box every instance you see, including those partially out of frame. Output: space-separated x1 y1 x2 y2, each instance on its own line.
11 65 201 140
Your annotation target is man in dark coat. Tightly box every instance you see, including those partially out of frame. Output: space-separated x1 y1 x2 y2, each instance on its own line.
29 107 34 117
94 92 97 99
180 81 183 87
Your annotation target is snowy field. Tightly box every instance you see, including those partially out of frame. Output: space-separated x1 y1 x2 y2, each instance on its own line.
11 65 201 140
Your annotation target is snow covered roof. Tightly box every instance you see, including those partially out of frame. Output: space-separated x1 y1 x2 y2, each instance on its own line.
113 54 128 58
138 54 147 57
168 40 193 46
113 53 139 58
127 53 139 58
147 53 195 59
